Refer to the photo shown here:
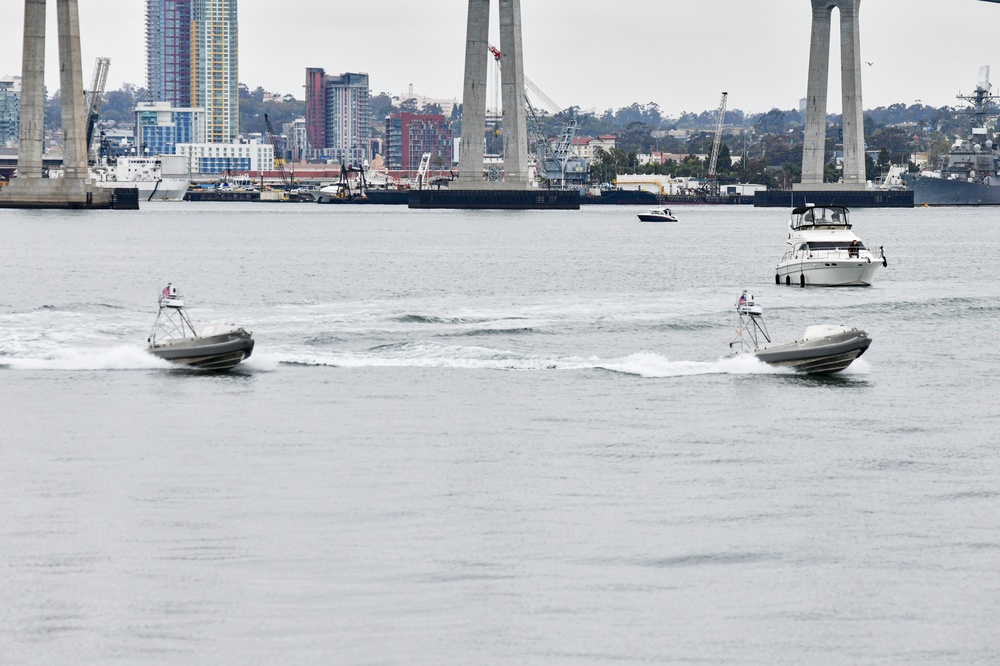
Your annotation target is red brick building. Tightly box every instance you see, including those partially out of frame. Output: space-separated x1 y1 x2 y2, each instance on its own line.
384 112 453 171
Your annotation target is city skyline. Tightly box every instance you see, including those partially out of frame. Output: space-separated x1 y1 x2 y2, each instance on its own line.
2 1 1000 117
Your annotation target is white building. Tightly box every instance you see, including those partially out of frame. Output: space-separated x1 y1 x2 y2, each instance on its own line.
394 83 459 117
282 117 307 162
615 174 693 195
566 135 616 161
176 140 274 174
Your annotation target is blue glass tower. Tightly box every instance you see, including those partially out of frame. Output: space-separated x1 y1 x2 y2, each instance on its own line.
146 0 192 107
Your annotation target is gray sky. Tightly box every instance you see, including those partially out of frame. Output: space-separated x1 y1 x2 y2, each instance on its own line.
1 0 998 117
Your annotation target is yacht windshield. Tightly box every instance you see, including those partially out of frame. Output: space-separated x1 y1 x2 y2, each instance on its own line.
803 241 865 251
792 205 850 229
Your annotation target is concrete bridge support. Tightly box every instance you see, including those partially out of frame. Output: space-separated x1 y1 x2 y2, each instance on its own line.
16 0 46 181
0 0 113 208
799 0 866 190
411 0 579 207
457 0 530 189
457 0 489 187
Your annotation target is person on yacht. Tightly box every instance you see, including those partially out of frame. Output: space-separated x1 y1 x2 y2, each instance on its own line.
849 240 860 258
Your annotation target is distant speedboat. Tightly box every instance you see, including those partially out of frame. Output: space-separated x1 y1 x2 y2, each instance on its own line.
147 285 254 371
637 207 677 222
728 291 871 374
775 204 887 287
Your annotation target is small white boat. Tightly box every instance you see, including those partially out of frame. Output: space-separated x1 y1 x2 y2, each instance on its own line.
637 207 677 222
147 285 254 371
775 204 887 286
728 291 871 373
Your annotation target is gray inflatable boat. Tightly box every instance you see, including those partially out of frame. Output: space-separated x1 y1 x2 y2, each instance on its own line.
728 292 871 374
147 287 254 371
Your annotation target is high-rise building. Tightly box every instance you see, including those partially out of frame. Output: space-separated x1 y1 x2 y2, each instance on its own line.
145 0 191 106
305 68 326 154
191 0 239 143
384 112 453 171
0 76 21 147
135 101 207 156
304 68 371 165
282 117 307 162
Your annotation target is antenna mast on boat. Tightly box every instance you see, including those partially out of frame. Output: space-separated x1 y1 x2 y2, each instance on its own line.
957 66 1000 128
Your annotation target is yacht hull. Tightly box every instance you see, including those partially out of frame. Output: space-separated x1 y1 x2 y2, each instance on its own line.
775 259 881 286
149 331 254 371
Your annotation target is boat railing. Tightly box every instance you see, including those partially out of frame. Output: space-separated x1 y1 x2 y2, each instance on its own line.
158 294 185 308
789 245 883 261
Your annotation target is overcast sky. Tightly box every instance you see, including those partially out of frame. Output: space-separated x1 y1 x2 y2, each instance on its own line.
2 0 999 117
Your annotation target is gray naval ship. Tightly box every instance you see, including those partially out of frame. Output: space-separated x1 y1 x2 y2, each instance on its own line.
904 66 1000 205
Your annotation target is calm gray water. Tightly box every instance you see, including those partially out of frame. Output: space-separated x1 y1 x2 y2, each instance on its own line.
2 202 999 664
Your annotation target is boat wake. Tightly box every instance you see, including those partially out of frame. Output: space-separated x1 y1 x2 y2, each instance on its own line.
272 342 797 377
838 357 872 375
0 344 172 371
594 352 794 378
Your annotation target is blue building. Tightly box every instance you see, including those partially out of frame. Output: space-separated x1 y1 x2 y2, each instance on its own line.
0 76 20 147
145 0 192 107
134 102 206 156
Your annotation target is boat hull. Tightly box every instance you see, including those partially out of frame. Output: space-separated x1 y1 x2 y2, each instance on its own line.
904 174 1000 206
753 330 872 374
775 258 881 286
149 331 254 371
97 178 189 202
637 214 677 222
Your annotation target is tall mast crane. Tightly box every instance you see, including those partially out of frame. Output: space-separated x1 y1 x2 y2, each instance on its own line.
490 44 578 187
84 57 110 164
264 113 290 189
707 91 728 194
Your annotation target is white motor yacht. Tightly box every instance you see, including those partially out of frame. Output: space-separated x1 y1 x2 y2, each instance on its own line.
728 291 872 374
637 207 678 222
775 204 887 287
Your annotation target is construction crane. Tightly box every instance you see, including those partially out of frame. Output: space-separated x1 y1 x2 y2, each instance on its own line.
490 44 580 188
706 92 728 194
263 113 290 190
84 57 110 164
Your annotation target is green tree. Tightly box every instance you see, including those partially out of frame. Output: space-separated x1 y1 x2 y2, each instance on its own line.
618 121 654 153
716 143 733 171
371 92 394 121
824 161 840 183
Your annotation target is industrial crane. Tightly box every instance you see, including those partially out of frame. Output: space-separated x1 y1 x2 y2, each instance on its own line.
263 113 290 190
84 57 110 164
489 44 580 187
706 92 728 195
